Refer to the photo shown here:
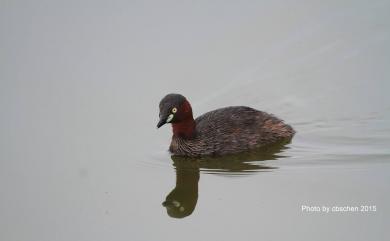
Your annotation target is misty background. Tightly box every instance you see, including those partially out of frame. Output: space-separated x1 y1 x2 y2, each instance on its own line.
1 1 390 241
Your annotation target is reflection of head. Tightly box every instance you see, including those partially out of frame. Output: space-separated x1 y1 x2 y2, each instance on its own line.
162 142 290 218
162 166 199 218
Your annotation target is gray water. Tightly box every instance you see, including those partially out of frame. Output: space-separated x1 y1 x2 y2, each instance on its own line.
1 1 390 241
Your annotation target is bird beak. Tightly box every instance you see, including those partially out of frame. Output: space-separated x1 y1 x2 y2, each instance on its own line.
157 118 166 128
162 200 171 207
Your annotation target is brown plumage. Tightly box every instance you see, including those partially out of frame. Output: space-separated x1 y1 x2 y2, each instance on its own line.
157 93 295 157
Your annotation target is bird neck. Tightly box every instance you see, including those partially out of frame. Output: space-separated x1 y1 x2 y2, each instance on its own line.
172 117 196 139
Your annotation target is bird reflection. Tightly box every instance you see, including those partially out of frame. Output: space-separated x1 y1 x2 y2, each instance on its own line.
162 143 289 218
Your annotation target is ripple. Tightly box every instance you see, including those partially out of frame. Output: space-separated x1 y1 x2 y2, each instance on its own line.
135 150 173 171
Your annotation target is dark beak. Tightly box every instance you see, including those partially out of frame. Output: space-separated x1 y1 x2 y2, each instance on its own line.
162 200 171 207
157 118 166 128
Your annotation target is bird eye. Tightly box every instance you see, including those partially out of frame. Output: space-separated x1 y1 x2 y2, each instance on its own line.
172 107 177 113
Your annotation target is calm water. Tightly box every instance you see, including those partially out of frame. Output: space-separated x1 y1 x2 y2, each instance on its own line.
1 1 390 241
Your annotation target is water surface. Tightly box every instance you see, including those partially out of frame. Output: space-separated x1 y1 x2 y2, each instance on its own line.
1 1 389 241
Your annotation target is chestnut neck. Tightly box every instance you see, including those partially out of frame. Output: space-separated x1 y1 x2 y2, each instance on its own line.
172 117 196 139
171 100 196 139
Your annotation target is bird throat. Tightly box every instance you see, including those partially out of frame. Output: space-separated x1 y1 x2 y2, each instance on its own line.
172 118 196 139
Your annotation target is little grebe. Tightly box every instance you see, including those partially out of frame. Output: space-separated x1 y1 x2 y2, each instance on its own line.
157 93 294 156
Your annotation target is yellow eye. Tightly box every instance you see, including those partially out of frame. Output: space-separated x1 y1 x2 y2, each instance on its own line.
172 107 177 113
